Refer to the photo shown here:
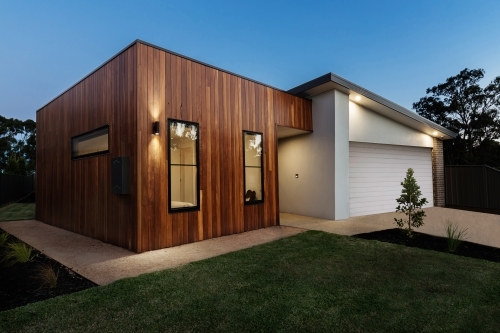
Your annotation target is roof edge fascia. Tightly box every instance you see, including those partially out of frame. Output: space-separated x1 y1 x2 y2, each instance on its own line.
288 72 458 139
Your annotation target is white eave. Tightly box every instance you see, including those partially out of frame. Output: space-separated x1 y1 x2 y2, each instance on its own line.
288 73 457 140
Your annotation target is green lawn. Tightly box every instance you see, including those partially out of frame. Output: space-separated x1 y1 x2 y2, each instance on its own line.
2 231 500 332
0 203 35 221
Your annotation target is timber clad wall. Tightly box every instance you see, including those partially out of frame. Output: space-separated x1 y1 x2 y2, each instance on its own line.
37 44 138 250
135 42 312 252
37 41 312 252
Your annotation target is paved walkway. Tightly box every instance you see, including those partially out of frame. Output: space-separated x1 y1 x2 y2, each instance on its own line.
2 207 498 286
0 220 305 286
281 207 500 249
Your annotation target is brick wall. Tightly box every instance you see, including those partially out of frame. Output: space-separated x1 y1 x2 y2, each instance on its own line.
431 138 445 206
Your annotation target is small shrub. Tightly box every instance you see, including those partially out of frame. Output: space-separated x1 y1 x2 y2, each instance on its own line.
0 231 8 246
445 221 468 252
37 264 58 289
2 242 34 266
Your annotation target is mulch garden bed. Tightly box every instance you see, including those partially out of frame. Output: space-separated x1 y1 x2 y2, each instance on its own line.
353 228 500 263
0 234 97 312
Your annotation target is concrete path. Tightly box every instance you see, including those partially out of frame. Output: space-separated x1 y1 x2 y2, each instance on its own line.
0 220 305 286
281 207 500 249
2 207 498 286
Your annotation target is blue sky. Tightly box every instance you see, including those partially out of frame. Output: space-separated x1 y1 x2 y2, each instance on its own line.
1 0 500 121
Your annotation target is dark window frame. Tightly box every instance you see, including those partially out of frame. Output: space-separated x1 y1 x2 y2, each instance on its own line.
71 124 110 160
243 130 264 205
167 118 201 213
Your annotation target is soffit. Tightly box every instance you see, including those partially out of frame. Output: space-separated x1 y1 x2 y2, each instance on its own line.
277 126 310 139
288 73 457 140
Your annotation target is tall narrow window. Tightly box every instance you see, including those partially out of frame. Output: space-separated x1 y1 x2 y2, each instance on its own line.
71 125 109 159
243 131 263 204
168 119 199 212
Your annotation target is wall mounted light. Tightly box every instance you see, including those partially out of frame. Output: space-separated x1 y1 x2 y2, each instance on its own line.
153 121 160 135
355 95 361 101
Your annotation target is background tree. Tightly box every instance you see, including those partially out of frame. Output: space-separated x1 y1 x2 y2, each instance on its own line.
0 115 36 175
394 168 428 237
413 68 500 167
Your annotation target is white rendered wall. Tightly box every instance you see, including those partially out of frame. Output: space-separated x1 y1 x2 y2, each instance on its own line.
278 90 336 220
278 89 350 220
278 95 434 220
349 101 433 148
333 90 350 220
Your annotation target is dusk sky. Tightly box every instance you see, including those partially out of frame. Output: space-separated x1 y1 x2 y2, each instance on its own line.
1 0 499 121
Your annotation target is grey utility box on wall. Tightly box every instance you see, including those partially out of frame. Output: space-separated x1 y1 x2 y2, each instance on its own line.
112 156 130 194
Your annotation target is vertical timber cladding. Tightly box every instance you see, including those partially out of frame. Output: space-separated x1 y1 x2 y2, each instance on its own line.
136 42 312 252
36 44 138 251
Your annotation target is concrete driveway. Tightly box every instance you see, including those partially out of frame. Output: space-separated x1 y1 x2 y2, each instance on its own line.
281 207 500 249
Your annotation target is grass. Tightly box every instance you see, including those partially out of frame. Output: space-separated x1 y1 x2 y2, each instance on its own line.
2 231 500 332
0 203 35 221
36 264 59 289
2 242 34 266
0 231 8 246
445 221 468 252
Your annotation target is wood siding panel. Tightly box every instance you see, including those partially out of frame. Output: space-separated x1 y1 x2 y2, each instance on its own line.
136 42 312 252
36 44 138 251
37 41 312 253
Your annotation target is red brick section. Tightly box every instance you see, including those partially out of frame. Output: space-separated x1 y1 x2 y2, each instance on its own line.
432 138 445 207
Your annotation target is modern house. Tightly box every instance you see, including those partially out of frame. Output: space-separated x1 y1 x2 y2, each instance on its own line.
36 40 456 252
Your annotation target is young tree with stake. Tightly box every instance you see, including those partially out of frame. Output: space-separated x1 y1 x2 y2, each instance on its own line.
394 168 428 237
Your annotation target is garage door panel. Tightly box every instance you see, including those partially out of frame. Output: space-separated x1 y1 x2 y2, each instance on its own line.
350 159 429 167
350 148 431 157
350 188 431 197
350 206 399 216
349 175 432 183
349 157 432 165
350 149 430 157
349 157 431 166
349 142 433 217
350 142 430 152
350 169 432 175
349 159 431 166
349 193 431 204
351 180 432 188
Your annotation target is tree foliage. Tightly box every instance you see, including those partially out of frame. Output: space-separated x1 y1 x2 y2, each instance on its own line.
394 168 428 237
413 68 500 167
0 115 36 175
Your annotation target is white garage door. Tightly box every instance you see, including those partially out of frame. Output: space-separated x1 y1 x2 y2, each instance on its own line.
349 142 433 217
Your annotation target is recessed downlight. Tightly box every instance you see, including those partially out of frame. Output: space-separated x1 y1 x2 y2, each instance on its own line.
355 95 361 101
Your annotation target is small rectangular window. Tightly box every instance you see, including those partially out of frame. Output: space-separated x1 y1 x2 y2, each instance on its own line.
168 119 200 212
72 125 109 159
243 131 263 204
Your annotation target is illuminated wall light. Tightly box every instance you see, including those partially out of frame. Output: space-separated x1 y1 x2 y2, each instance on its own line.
153 121 160 135
433 131 438 136
355 95 361 101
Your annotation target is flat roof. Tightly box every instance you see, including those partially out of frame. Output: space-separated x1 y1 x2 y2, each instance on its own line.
288 73 457 139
